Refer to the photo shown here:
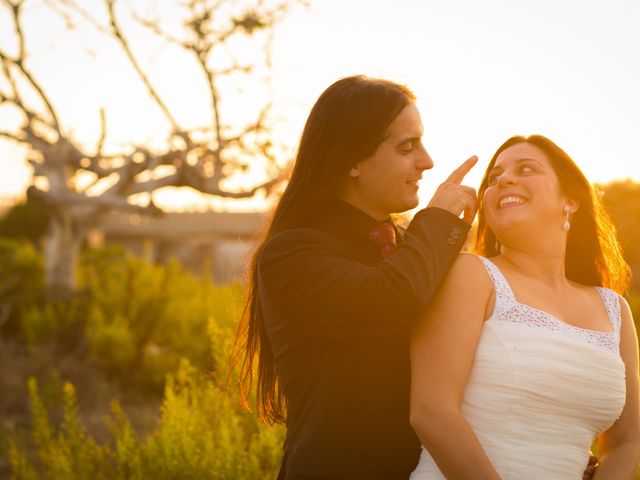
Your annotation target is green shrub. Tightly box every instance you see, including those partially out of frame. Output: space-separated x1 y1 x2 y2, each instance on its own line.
8 364 284 479
0 200 49 246
76 246 237 391
10 378 113 480
0 238 44 338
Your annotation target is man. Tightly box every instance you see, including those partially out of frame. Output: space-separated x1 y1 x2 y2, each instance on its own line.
239 75 477 479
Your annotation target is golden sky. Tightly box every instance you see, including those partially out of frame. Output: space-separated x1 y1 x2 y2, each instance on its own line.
1 0 639 211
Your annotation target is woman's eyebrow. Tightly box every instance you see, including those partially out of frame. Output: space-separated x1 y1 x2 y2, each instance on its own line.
491 158 544 172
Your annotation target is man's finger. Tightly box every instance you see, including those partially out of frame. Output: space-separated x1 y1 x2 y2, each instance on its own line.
462 201 478 224
444 155 478 185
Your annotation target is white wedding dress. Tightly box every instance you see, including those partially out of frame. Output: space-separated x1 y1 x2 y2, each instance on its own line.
410 256 626 479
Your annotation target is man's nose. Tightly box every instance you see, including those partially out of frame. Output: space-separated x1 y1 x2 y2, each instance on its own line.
417 146 434 171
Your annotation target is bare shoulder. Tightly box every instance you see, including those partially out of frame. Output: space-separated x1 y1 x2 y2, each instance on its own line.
438 253 493 298
618 294 633 317
617 294 636 329
446 253 492 283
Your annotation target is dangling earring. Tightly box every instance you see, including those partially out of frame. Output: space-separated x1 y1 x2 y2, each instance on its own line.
494 238 501 253
562 206 571 231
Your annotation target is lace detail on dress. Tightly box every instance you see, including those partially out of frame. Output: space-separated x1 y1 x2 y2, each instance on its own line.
477 257 516 314
595 287 622 336
478 256 620 354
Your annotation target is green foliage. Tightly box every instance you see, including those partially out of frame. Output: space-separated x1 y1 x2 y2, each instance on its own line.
17 378 112 479
144 360 283 479
0 238 44 338
1 242 283 478
8 366 284 479
0 200 49 246
600 180 640 287
105 402 143 480
0 239 43 296
1 244 240 391
18 297 86 350
76 246 241 389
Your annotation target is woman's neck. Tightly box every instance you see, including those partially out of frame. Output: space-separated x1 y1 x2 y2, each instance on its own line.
499 245 568 290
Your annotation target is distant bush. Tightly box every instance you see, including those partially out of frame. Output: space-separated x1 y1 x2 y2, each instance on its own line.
1 241 283 478
0 200 49 246
0 238 44 338
0 243 240 393
7 362 283 479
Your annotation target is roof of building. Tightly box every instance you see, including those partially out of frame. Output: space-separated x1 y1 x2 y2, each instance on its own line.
100 210 267 241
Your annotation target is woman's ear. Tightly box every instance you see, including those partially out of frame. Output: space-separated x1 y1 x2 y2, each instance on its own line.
348 163 360 178
564 198 580 214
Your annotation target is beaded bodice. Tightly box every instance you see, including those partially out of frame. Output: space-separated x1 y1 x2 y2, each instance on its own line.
478 256 621 353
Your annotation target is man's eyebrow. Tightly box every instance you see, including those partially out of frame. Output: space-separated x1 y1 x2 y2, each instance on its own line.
395 134 422 145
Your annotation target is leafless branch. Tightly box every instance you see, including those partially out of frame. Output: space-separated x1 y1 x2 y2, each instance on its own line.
0 50 21 100
28 184 162 215
96 108 106 155
48 0 112 35
3 2 62 132
133 12 185 47
0 130 25 142
223 103 272 147
27 158 46 176
105 0 180 133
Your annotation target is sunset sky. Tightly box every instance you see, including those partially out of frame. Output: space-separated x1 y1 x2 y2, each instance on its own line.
1 0 639 212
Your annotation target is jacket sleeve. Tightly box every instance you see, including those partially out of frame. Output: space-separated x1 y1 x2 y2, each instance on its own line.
258 207 470 332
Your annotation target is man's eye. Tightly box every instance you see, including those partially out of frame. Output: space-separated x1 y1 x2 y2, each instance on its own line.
400 143 413 153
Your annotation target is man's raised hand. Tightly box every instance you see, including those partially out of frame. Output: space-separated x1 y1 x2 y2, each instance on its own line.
427 156 479 224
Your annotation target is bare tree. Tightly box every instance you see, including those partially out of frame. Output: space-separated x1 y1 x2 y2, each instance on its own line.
0 0 297 288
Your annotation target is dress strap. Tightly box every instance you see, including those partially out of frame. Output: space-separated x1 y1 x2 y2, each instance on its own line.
595 287 622 339
477 256 517 314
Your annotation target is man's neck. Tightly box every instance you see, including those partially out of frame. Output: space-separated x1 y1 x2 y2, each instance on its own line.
336 193 390 222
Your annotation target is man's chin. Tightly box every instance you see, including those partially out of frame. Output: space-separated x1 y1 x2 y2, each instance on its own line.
390 200 419 214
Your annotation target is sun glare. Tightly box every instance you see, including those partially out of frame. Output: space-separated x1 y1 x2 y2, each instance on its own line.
0 0 639 212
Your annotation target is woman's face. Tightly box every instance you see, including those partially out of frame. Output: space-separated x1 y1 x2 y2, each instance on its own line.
483 142 570 236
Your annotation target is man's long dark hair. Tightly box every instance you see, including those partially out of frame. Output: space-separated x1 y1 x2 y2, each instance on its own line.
234 75 416 423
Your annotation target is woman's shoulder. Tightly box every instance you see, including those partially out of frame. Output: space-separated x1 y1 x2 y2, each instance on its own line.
450 252 491 276
442 253 494 293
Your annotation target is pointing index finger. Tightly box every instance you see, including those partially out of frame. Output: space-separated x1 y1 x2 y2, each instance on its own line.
445 155 478 185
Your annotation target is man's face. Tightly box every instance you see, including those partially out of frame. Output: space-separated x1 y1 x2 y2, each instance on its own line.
345 102 434 220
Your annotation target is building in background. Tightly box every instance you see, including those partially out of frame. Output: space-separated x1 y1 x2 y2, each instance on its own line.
88 211 267 284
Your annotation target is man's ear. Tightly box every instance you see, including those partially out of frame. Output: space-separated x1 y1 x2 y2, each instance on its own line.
349 164 360 178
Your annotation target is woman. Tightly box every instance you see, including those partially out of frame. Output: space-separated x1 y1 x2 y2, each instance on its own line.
409 135 640 479
236 75 478 479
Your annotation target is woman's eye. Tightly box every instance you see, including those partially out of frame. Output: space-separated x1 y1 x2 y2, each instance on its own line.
520 165 534 174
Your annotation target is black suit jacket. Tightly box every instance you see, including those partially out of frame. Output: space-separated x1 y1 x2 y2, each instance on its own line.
258 199 469 479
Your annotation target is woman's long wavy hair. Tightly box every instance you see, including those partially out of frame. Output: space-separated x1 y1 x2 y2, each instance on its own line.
474 134 631 294
234 76 416 423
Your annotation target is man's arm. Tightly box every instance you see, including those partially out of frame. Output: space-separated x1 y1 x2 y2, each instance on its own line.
259 208 469 334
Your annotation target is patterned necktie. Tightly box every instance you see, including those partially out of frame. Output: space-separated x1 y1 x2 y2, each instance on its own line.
368 223 397 259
